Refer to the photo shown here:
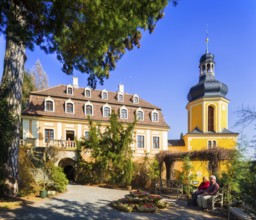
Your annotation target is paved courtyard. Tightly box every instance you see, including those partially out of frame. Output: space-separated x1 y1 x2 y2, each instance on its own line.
0 184 226 220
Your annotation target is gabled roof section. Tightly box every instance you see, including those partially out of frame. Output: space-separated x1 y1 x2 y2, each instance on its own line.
30 85 160 110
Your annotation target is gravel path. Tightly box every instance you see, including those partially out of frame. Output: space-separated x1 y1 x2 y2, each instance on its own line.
0 184 226 220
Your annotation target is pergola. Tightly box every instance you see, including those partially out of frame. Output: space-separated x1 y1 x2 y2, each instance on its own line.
156 148 235 182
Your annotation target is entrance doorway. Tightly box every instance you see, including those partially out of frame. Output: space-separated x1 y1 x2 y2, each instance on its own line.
59 158 75 181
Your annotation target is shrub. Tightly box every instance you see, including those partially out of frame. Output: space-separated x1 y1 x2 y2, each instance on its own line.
46 162 68 193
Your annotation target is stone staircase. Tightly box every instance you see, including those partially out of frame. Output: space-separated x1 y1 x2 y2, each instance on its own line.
30 147 46 168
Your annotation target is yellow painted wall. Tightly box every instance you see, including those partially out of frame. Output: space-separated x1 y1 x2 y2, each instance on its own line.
221 103 228 130
190 104 203 132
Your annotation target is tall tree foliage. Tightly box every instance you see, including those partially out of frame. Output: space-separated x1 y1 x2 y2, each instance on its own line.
31 59 48 90
0 0 178 197
80 113 136 185
22 71 36 110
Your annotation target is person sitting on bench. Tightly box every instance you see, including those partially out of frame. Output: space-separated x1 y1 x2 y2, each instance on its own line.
188 176 210 206
197 175 219 211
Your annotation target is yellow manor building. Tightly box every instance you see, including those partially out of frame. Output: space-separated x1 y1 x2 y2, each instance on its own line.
168 51 238 181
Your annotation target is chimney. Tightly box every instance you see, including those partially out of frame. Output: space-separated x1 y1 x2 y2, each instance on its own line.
73 76 78 88
118 84 124 93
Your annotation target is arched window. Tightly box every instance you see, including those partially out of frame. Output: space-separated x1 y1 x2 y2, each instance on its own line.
133 95 139 104
137 110 144 121
102 90 108 100
213 140 216 148
118 93 124 102
103 106 111 117
208 140 212 149
207 63 211 72
208 106 214 132
120 108 128 119
66 103 74 113
85 105 93 115
152 110 159 122
67 85 73 95
45 100 53 111
85 88 91 98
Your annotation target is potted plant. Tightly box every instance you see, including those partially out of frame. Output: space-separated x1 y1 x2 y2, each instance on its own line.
39 172 48 198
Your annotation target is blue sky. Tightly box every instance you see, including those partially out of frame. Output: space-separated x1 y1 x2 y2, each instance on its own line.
0 0 256 145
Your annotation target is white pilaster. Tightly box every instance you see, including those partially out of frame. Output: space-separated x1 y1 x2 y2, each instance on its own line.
57 122 62 139
77 124 82 140
146 130 150 153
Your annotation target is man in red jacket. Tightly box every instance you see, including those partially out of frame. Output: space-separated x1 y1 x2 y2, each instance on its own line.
188 176 210 206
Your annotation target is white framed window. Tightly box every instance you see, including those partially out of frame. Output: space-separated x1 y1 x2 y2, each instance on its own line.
137 135 144 148
45 129 54 143
85 102 93 116
153 136 160 149
152 110 159 122
101 90 108 100
120 106 128 119
136 108 144 121
84 131 89 139
65 99 75 114
66 85 73 95
103 104 111 117
44 96 55 112
133 94 139 104
117 93 124 102
85 87 91 98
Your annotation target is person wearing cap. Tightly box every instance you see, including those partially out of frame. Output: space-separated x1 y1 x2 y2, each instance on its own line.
188 176 210 206
197 175 220 211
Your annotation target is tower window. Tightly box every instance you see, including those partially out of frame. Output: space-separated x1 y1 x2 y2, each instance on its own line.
208 140 212 149
208 106 214 132
213 140 216 148
207 63 211 72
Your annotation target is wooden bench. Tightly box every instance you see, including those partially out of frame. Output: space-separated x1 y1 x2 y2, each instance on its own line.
208 193 223 210
228 204 255 220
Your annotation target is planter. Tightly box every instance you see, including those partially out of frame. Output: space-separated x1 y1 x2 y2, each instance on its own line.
40 190 48 198
127 186 132 191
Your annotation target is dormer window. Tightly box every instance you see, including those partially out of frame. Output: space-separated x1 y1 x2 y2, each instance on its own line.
85 102 93 116
103 104 111 117
133 95 139 104
152 110 159 122
85 88 91 98
118 93 124 102
65 99 74 113
67 85 73 95
44 97 55 112
120 106 128 119
136 108 144 121
102 90 108 100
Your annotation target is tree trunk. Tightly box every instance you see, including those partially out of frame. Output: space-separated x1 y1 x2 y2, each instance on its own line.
0 36 26 197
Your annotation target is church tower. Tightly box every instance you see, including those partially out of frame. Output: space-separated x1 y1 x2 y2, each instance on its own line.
186 51 229 134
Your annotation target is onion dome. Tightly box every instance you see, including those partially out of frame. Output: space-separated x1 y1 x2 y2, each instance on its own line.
187 52 228 102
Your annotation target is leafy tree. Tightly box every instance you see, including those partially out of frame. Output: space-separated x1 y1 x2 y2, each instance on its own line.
80 112 136 185
22 71 36 110
31 59 48 90
0 0 178 197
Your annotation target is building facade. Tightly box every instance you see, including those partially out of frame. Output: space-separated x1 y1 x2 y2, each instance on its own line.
168 51 238 182
22 80 169 167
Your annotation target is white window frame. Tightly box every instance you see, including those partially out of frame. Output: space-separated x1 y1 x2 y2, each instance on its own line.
44 128 55 144
103 104 111 117
153 136 160 149
136 108 144 121
151 110 159 122
85 87 91 98
66 85 73 95
120 106 128 119
84 101 93 116
44 96 55 112
117 92 124 102
133 94 139 104
84 131 89 139
65 99 75 114
101 89 108 100
137 135 145 148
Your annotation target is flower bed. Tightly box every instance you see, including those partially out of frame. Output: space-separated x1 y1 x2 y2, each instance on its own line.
110 189 169 213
